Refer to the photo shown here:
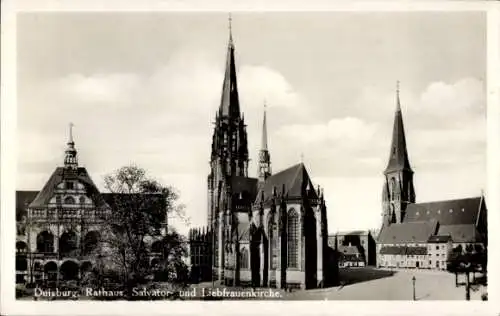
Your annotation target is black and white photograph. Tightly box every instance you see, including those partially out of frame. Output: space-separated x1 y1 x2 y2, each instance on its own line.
2 6 494 311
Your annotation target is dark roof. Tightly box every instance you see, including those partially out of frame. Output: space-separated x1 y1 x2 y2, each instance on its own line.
403 197 482 226
437 224 483 243
16 191 38 220
254 163 318 205
379 246 427 255
338 245 361 256
377 220 438 244
427 235 452 243
230 176 258 202
29 167 107 208
334 230 369 236
385 97 412 174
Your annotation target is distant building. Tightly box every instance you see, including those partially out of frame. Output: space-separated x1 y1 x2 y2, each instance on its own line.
328 231 377 267
376 85 488 270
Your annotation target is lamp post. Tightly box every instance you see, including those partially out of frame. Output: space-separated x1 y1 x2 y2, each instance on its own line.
412 276 416 301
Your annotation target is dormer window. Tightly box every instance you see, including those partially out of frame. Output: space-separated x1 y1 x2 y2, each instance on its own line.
66 181 74 190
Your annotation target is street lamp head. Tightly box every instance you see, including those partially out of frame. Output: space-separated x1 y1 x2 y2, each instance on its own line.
412 276 416 282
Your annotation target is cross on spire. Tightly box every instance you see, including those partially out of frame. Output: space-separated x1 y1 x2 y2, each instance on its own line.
396 80 401 111
228 13 233 43
68 122 74 144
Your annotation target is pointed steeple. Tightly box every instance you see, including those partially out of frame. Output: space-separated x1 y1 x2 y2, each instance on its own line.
261 101 268 151
64 122 78 169
219 14 240 119
385 81 412 174
382 82 416 225
258 102 271 182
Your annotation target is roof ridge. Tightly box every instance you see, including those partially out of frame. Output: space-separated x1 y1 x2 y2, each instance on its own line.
414 196 481 205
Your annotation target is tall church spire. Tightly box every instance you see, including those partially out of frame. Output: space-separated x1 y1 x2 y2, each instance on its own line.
382 82 415 225
259 102 271 182
64 122 78 169
219 13 240 119
385 81 412 174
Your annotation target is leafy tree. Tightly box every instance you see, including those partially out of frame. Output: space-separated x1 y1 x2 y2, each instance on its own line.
447 244 487 300
86 165 189 298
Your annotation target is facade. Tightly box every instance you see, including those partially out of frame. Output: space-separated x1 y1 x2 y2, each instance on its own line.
376 86 488 270
15 130 166 285
328 231 377 267
190 26 338 289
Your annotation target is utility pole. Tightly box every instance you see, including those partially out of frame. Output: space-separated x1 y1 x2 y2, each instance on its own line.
412 276 416 301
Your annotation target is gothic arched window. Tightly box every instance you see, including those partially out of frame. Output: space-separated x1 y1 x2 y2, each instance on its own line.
240 248 249 269
268 215 277 269
287 209 299 269
390 178 396 200
64 196 75 205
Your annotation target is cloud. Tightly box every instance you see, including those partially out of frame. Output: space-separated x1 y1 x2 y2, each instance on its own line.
55 73 143 105
273 78 485 177
418 78 485 121
239 65 304 110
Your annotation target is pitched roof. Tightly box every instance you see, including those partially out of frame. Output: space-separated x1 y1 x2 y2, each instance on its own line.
16 190 38 220
338 245 361 255
230 176 258 202
427 235 452 243
437 224 483 243
334 230 370 236
29 167 107 208
403 197 482 226
377 220 438 244
379 245 427 255
385 91 412 174
254 163 318 205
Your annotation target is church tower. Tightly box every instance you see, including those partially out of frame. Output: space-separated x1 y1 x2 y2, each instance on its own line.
382 82 415 225
258 103 271 183
64 123 78 169
207 17 249 227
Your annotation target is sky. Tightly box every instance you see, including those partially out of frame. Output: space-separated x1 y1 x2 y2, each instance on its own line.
16 12 486 235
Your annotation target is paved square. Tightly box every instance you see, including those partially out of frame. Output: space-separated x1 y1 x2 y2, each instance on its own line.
282 268 487 300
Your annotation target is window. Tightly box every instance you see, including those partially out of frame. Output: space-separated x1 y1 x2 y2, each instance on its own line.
240 248 249 269
436 245 439 250
287 209 299 269
55 196 62 205
268 216 277 269
79 196 86 205
436 261 439 268
64 196 75 205
66 182 74 190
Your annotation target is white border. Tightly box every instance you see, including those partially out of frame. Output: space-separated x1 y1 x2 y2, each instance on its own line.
1 1 499 315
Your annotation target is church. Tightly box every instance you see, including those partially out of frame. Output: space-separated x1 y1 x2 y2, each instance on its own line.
189 25 338 289
376 86 488 270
